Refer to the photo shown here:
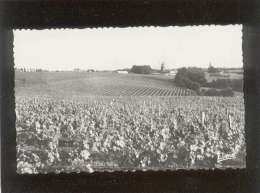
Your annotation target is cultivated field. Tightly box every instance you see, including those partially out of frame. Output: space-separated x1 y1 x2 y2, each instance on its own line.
15 71 245 173
15 71 195 96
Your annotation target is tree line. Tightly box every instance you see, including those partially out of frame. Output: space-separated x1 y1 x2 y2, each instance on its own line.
174 67 243 96
15 68 49 72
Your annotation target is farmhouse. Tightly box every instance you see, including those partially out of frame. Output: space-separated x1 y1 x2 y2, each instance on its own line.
117 70 128 74
165 69 177 76
169 70 177 75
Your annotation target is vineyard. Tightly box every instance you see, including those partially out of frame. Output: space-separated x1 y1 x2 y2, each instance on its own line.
15 71 195 97
16 96 245 173
73 85 195 96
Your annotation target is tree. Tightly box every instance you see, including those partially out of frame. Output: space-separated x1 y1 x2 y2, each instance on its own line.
174 67 206 92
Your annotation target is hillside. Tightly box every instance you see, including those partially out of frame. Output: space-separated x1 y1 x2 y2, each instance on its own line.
15 71 196 96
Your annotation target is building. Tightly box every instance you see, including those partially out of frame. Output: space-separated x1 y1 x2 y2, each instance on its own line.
165 69 177 76
117 70 128 74
161 63 165 72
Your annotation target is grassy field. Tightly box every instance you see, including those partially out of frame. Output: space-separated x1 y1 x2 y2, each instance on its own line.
15 71 195 96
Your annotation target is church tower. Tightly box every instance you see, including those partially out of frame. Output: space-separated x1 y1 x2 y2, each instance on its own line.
161 62 165 72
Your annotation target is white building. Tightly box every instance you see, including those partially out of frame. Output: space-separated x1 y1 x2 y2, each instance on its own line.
117 71 128 74
168 70 177 76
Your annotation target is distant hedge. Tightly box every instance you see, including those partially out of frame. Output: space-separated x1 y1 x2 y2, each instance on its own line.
200 88 234 97
174 67 242 96
205 79 243 92
130 65 152 74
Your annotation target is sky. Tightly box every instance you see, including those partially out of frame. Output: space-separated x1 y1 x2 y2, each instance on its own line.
14 25 243 71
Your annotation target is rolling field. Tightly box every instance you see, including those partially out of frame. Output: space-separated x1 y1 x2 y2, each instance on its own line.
15 71 195 96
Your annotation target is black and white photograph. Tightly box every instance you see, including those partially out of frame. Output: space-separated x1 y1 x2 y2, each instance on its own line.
14 25 245 174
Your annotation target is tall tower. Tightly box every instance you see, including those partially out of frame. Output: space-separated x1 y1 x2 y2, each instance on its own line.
161 62 165 72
